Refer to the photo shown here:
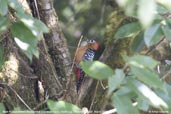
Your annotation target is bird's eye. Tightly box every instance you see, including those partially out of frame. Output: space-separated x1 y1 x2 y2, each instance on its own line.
89 39 95 43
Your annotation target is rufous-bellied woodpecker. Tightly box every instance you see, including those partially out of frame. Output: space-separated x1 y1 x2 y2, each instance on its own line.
74 39 99 93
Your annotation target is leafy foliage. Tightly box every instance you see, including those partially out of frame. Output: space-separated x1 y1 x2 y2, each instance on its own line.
80 54 170 113
108 69 125 94
144 24 163 47
112 94 140 114
131 32 145 52
47 100 83 114
114 22 141 39
81 61 113 80
0 0 171 113
80 0 171 113
0 0 48 62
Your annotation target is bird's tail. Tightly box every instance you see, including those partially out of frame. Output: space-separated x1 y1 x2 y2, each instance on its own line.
75 67 85 93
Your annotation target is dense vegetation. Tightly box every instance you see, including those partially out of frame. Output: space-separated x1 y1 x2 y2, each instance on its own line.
0 0 171 114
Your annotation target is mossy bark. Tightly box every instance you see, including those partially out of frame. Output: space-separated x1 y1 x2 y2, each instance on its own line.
0 32 37 110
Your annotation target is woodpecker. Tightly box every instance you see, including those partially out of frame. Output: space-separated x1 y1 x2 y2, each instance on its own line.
74 39 99 93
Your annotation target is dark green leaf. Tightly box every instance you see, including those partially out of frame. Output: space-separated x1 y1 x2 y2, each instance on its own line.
112 94 140 114
131 32 145 53
161 21 171 40
114 22 141 39
108 69 125 94
131 66 162 88
0 16 10 32
0 0 8 16
144 24 163 46
124 55 159 69
11 22 36 42
11 22 39 60
47 100 83 114
81 61 114 80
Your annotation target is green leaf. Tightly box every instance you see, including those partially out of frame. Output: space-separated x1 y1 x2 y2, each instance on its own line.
16 12 49 38
112 94 140 114
34 19 49 33
81 61 114 80
129 79 168 108
11 22 36 42
131 66 162 88
108 69 125 94
114 22 141 39
0 46 5 69
131 32 145 53
11 22 39 60
161 21 171 40
8 0 24 12
138 0 156 28
0 103 5 114
115 86 137 98
0 0 8 16
124 55 159 69
137 97 149 111
144 24 163 47
0 16 10 32
153 83 171 107
47 100 83 114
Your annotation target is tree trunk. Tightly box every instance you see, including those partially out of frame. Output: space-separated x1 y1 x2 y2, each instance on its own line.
0 0 77 111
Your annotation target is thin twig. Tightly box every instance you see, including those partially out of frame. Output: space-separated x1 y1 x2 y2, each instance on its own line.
70 35 83 72
161 68 171 81
0 82 32 110
8 86 33 111
145 37 165 55
33 0 40 19
89 81 99 111
100 81 106 90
